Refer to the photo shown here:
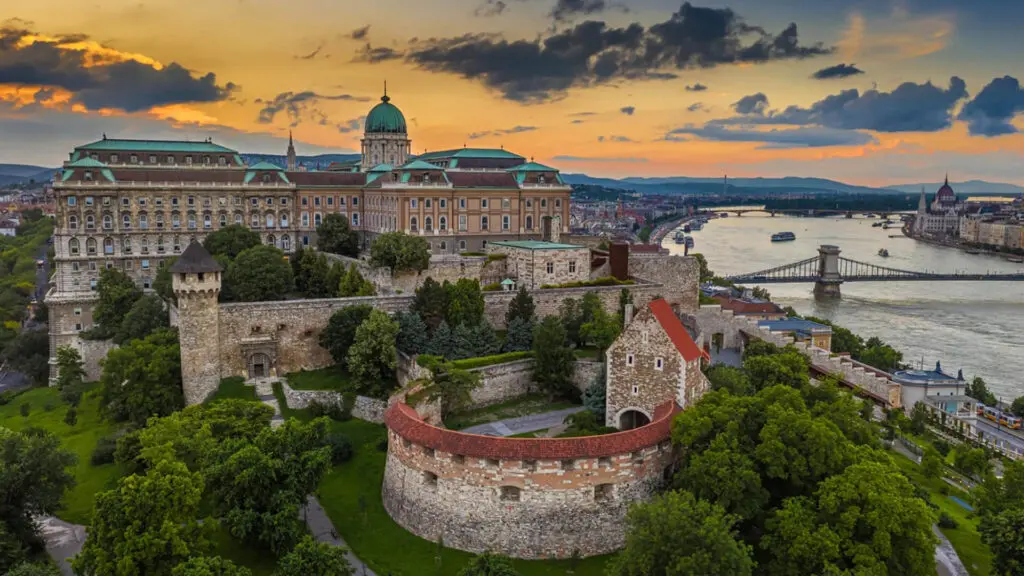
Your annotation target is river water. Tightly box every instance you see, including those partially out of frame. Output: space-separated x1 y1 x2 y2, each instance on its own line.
662 214 1024 400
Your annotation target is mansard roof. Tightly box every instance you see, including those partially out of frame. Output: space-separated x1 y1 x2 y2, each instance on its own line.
76 138 237 153
446 171 518 188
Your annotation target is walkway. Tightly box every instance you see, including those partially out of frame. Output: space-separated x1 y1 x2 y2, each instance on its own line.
461 406 586 437
251 377 284 428
304 495 376 575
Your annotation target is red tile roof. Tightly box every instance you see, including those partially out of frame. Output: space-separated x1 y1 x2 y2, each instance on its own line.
648 298 706 363
712 294 784 315
384 401 678 460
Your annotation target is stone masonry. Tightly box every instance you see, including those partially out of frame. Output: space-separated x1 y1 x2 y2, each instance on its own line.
487 241 590 289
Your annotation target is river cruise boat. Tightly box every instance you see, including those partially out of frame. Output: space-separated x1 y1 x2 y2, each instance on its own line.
771 232 796 242
691 220 704 231
1006 255 1024 264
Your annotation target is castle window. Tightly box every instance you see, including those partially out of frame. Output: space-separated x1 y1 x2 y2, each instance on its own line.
149 155 157 164
69 238 80 255
423 471 438 488
452 454 465 464
425 198 432 208
523 459 537 471
555 199 562 208
86 238 97 255
85 196 94 206
481 199 489 209
459 215 467 231
525 216 533 230
198 273 204 281
480 216 488 230
281 235 291 251
486 458 500 468
424 216 432 232
655 357 664 370
502 215 510 230
314 213 322 227
423 446 435 457
632 385 639 395
410 216 418 232
599 456 611 467
123 238 132 254
459 198 466 209
626 354 634 367
594 484 614 502
502 198 510 209
569 261 576 273
110 154 119 163
541 199 548 208
439 216 447 231
103 237 113 255
85 215 95 229
440 198 446 208
351 197 358 206
561 459 575 471
546 262 553 274
74 308 81 316
141 259 150 270
130 155 138 164
219 214 227 227
440 241 447 251
68 197 77 206
642 330 648 344
499 486 521 502
459 240 467 250
188 196 195 207
219 156 227 166
68 215 79 230
351 213 359 226
632 451 644 464
410 198 417 209
301 213 309 227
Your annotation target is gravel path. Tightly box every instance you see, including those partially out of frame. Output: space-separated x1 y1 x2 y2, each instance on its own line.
461 406 586 437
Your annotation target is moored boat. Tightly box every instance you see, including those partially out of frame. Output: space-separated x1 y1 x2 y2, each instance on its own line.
771 231 796 242
1006 255 1024 263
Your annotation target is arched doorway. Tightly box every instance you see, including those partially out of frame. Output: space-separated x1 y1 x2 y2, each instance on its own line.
619 410 651 430
248 352 271 379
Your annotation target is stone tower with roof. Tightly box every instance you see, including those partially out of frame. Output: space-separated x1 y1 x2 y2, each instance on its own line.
171 241 223 405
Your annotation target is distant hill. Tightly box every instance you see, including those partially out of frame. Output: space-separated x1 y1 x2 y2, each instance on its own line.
0 164 55 188
561 174 899 196
240 153 360 170
885 180 1024 195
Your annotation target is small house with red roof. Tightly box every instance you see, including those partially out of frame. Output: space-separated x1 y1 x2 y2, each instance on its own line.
605 298 710 430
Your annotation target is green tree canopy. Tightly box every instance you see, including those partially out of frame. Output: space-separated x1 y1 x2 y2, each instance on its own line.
99 329 183 426
273 535 353 576
203 225 262 260
583 371 606 419
5 563 62 576
966 376 998 406
610 490 754 576
417 356 482 414
316 213 360 257
54 345 86 392
532 316 576 400
297 249 333 298
502 316 533 353
579 306 621 360
2 328 49 386
171 556 253 576
411 277 448 331
705 365 754 397
94 267 142 336
395 311 430 355
369 232 430 274
347 309 400 397
445 279 485 328
505 287 535 326
153 257 177 303
458 552 520 576
318 305 373 366
338 264 375 297
73 457 210 576
224 245 294 302
425 320 454 359
114 295 169 345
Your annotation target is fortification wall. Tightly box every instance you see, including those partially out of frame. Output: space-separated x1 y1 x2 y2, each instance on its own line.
75 337 117 382
325 253 506 295
278 380 388 423
628 254 698 311
382 401 676 558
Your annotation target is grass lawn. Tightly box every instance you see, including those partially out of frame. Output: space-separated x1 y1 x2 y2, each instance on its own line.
286 366 359 391
573 348 601 360
443 394 580 431
207 377 258 402
0 385 120 525
889 449 992 576
317 418 612 576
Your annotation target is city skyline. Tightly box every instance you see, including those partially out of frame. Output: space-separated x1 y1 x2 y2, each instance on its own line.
1 0 1023 185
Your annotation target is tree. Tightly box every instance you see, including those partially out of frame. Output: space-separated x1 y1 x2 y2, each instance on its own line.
583 371 606 420
115 295 169 345
171 556 252 576
618 288 634 323
412 277 448 331
417 356 481 414
274 535 353 576
326 262 344 298
503 316 533 352
445 279 484 328
609 490 754 576
909 402 930 435
425 320 455 359
859 337 903 372
981 508 1024 575
451 323 476 360
806 317 863 358
347 309 400 398
395 311 429 355
579 307 621 360
316 213 360 257
921 446 944 479
2 328 49 385
94 268 142 336
369 232 430 273
532 316 576 400
952 446 991 478
558 298 583 348
6 563 61 576
338 264 375 297
318 305 373 366
762 461 937 576
223 245 294 302
742 348 810 392
458 552 519 576
154 257 177 303
203 225 262 260
0 428 76 573
73 458 210 576
966 376 998 406
55 346 86 391
1012 396 1024 418
505 287 535 326
298 250 333 298
691 253 714 283
99 329 183 426
705 365 754 396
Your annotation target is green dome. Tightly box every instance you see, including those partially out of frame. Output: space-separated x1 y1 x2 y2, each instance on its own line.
365 94 407 134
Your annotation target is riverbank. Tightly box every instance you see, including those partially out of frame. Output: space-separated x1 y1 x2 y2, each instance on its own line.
902 225 1023 260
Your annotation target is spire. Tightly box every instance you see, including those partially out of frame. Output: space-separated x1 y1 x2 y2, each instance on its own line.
286 130 297 171
381 80 390 103
945 173 949 186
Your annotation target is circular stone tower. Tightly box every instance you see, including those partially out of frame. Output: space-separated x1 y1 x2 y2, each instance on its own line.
171 241 223 405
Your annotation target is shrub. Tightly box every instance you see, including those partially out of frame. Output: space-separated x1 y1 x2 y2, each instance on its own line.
64 407 78 426
309 398 352 422
19 402 30 417
449 351 534 370
43 401 55 412
376 437 389 452
459 252 487 257
60 383 84 407
482 282 502 292
324 433 354 464
938 512 958 529
91 435 119 466
539 277 635 289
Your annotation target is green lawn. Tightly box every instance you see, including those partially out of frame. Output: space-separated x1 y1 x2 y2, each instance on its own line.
207 377 258 402
286 366 358 391
0 386 120 525
443 394 580 431
889 449 992 576
316 418 612 576
573 348 601 360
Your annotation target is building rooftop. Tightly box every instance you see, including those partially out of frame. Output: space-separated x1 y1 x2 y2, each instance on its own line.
415 148 525 161
170 242 223 274
649 298 708 363
399 159 442 171
76 138 236 153
713 294 784 316
757 318 832 334
491 240 586 250
893 362 963 386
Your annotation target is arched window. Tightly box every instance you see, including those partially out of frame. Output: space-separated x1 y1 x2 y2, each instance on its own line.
525 215 533 230
85 214 95 229
203 213 212 229
459 240 466 250
314 213 322 227
171 213 180 229
410 216 418 232
266 212 275 228
280 212 289 228
140 238 149 253
234 212 243 225
424 216 432 232
86 238 97 255
440 241 447 251
139 213 148 230
267 234 276 247
102 214 112 230
281 235 291 251
219 214 227 227
69 238 80 255
439 216 447 231
481 216 489 230
251 213 260 228
155 213 164 229
123 238 132 254
188 213 197 229
68 215 79 230
173 236 181 252
103 237 113 254
122 213 132 229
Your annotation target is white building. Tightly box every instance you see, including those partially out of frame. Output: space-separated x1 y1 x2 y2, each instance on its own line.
913 177 962 237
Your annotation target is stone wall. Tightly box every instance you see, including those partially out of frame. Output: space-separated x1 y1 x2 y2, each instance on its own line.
572 360 603 392
74 336 117 382
490 244 589 289
627 254 698 311
325 252 507 295
278 380 388 424
382 401 676 559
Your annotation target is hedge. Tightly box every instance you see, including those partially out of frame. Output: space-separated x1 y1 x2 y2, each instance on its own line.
540 277 635 289
449 351 534 370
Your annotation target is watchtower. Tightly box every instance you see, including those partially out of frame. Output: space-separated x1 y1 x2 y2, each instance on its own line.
171 241 223 405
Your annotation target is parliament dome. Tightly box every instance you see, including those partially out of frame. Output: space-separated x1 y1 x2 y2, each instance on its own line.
365 92 407 134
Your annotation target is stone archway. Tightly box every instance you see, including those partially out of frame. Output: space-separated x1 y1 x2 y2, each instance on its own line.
618 409 651 430
248 352 271 379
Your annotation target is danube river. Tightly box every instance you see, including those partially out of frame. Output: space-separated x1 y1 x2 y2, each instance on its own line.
663 214 1024 400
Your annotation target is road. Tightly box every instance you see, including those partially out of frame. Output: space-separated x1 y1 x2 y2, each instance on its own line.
461 406 585 437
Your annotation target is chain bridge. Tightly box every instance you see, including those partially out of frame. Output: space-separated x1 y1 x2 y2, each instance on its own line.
726 245 1024 296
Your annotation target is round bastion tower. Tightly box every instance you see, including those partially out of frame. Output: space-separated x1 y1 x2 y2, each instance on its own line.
171 241 223 406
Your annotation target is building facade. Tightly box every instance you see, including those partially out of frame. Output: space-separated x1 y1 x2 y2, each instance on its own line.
46 89 573 381
913 178 963 237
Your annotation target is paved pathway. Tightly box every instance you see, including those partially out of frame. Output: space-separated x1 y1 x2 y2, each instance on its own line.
251 377 284 428
933 525 970 576
304 495 376 575
462 406 586 437
38 516 85 576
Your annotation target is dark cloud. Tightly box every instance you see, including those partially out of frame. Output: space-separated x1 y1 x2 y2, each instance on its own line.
685 83 707 91
551 0 608 21
352 43 403 63
350 25 371 40
666 124 877 148
719 77 968 132
620 105 635 115
0 25 237 112
571 119 585 124
337 116 366 134
384 2 832 102
597 134 635 142
570 111 596 116
687 102 704 112
552 154 647 162
811 63 864 80
255 91 370 127
296 45 325 60
468 125 538 139
733 93 768 115
958 75 1024 136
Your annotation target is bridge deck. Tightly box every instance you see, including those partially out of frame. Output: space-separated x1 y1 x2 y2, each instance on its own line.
730 274 1024 283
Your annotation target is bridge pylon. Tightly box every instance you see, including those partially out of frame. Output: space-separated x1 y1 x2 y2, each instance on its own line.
814 244 843 297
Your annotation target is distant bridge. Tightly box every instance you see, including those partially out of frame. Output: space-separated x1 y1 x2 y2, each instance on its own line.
726 245 1024 295
702 207 906 218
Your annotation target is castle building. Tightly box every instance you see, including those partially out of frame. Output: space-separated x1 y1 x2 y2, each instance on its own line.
45 88 572 381
913 177 963 237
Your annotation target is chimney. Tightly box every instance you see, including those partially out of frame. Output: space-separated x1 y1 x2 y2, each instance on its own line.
623 303 634 326
550 215 562 243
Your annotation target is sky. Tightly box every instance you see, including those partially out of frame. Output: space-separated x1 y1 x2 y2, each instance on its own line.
1 0 1024 186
